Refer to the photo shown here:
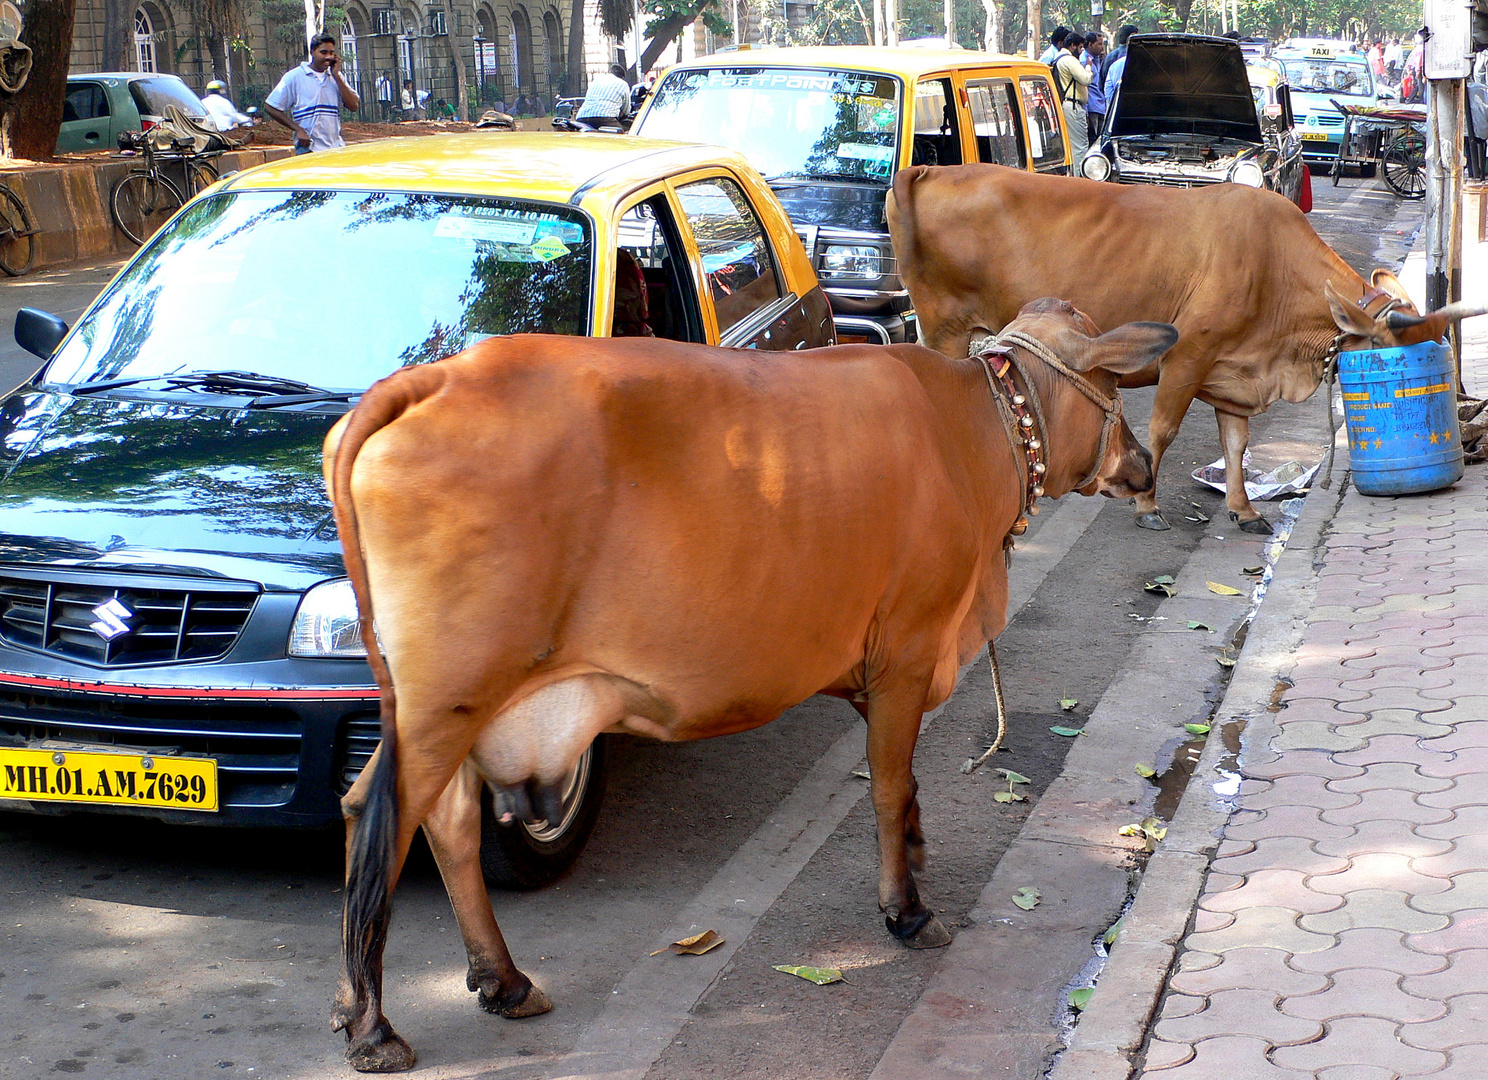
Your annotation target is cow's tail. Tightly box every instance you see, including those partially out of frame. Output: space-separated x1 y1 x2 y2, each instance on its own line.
329 364 447 1020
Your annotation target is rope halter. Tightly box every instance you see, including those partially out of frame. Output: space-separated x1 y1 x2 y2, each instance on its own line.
970 328 1125 536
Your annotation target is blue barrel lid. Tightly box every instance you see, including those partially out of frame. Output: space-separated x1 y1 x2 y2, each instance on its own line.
1339 338 1450 367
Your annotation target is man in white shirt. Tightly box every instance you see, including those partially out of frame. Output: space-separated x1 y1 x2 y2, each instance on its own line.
264 32 360 153
575 64 633 127
201 81 250 132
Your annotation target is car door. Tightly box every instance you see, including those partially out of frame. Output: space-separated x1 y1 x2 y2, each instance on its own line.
1018 74 1071 173
606 183 707 343
57 80 113 153
669 171 828 351
960 74 1030 168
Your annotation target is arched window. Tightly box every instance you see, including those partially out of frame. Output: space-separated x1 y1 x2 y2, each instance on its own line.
475 8 501 102
342 16 362 90
543 10 562 98
511 7 533 95
134 7 156 72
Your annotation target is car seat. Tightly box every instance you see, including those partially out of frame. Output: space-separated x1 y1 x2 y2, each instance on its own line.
612 248 654 337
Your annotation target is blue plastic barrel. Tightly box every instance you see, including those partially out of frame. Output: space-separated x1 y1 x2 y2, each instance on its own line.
1338 339 1463 496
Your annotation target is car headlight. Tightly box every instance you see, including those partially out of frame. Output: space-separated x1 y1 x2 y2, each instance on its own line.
288 578 367 658
820 244 881 280
1230 160 1265 188
1081 152 1112 181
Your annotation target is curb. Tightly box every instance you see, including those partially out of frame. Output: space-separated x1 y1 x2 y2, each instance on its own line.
1048 462 1347 1080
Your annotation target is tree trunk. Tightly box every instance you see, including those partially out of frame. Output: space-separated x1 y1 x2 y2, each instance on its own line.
1173 0 1194 32
1 0 78 160
1025 0 1039 56
101 0 132 71
639 1 709 73
566 0 586 98
982 0 1000 52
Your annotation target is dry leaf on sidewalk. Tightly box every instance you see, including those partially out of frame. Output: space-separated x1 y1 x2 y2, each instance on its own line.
773 964 843 985
1206 581 1243 596
650 930 724 956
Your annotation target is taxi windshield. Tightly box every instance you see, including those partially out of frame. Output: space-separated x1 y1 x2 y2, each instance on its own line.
1279 57 1373 97
45 190 593 392
638 67 901 184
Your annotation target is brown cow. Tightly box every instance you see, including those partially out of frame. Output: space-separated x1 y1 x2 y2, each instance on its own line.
323 303 1177 1071
888 164 1486 533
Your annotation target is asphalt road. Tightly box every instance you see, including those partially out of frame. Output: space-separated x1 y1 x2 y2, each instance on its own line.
0 175 1425 1080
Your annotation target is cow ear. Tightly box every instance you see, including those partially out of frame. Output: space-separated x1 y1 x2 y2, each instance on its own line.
1326 279 1380 340
1370 269 1415 306
1080 321 1180 375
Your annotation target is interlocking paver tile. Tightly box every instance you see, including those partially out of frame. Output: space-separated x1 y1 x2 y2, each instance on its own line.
1157 993 1206 1021
1402 949 1488 999
1346 593 1458 616
1319 792 1453 828
1280 966 1447 1023
1411 872 1488 913
1228 805 1355 844
1283 678 1373 705
1326 714 1456 741
1241 774 1362 812
1169 947 1327 997
1211 836 1350 877
1333 685 1457 714
1405 908 1488 954
1308 853 1452 897
1142 1036 1196 1071
1200 869 1344 915
1340 647 1454 673
1327 762 1454 794
1271 723 1370 752
1422 634 1488 659
1174 949 1222 974
1398 993 1488 1051
1216 838 1256 859
1298 889 1449 934
1290 927 1449 975
1419 806 1488 840
1418 782 1488 811
1315 1066 1407 1080
1333 735 1453 768
1192 908 1235 934
1188 906 1335 955
1426 721 1488 753
1315 820 1452 860
1143 1034 1311 1079
1155 988 1323 1045
1411 835 1488 878
1244 750 1366 782
1418 745 1488 780
1270 1016 1446 1075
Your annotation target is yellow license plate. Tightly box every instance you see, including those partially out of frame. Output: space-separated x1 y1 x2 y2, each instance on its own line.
0 747 218 811
1301 132 1332 141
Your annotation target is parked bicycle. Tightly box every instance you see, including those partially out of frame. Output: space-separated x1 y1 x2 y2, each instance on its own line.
110 131 224 246
0 183 37 277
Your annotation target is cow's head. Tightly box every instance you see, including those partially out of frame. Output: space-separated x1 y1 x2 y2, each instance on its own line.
997 298 1178 500
1325 270 1487 349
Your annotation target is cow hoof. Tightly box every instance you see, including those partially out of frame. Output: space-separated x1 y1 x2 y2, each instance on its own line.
1135 511 1171 531
1235 515 1274 535
346 1024 416 1073
886 908 954 949
479 980 553 1019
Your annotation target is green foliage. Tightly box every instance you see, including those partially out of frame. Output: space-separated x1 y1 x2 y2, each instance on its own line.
261 0 349 49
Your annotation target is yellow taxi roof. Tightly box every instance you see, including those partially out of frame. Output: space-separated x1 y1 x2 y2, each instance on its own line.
671 45 1046 79
222 132 752 204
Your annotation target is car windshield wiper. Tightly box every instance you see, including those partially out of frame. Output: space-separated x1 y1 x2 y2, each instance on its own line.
69 369 337 398
767 172 887 186
245 390 362 410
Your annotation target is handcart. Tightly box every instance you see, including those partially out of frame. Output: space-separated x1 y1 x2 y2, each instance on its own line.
1329 100 1428 199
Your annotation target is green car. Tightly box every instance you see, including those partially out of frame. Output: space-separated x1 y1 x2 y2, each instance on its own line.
58 72 210 154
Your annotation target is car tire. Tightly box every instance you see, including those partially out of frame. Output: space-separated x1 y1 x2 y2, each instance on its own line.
479 737 607 890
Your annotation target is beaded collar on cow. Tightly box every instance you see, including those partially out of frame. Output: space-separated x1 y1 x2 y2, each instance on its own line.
969 329 1124 538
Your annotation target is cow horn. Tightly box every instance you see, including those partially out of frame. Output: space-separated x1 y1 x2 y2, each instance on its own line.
1428 302 1488 322
1385 310 1427 330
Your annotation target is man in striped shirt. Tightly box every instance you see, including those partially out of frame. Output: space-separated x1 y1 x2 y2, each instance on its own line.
264 33 361 154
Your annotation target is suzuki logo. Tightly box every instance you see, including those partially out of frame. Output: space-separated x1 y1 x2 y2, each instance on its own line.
90 598 134 641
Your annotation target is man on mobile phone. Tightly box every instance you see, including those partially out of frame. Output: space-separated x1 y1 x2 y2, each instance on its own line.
264 33 360 154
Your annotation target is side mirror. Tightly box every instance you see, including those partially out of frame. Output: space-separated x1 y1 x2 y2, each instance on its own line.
15 308 69 360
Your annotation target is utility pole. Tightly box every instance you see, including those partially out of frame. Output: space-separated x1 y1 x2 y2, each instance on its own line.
944 0 954 46
1091 0 1103 36
1422 0 1471 381
1026 0 1040 56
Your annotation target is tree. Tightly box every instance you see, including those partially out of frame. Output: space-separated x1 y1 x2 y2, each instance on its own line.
638 0 730 75
101 0 133 70
0 0 78 160
567 0 586 96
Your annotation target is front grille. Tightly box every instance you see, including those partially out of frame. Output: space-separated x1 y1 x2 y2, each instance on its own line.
335 712 382 794
1315 114 1345 128
0 575 258 668
1117 174 1224 188
0 690 301 807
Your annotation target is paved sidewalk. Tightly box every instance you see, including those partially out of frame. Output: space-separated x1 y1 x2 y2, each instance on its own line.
1134 219 1488 1076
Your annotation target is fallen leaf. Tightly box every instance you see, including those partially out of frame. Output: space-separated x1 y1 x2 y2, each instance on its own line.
1143 581 1176 597
1049 726 1083 737
1134 763 1156 778
1242 565 1265 575
993 790 1026 803
1153 574 1176 584
997 769 1031 785
1206 581 1243 596
1059 698 1079 711
650 930 725 956
1217 655 1237 668
1117 824 1142 837
851 770 872 780
1012 886 1041 910
1102 918 1124 946
773 964 843 985
1069 986 1095 1010
1185 723 1212 737
1140 816 1168 839
1187 621 1214 632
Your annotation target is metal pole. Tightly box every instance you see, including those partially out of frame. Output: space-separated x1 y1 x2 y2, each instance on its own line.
1026 0 1040 57
1426 75 1466 383
944 0 954 46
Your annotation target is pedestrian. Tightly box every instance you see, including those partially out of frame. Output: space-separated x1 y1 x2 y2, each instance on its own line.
201 79 251 132
1384 37 1403 81
1103 25 1137 108
263 32 360 155
574 63 633 128
376 71 393 121
512 89 534 116
1082 31 1107 142
1051 30 1093 165
400 79 417 120
1039 26 1071 66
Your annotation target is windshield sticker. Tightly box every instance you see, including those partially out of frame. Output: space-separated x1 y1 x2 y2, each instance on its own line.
434 216 539 244
838 142 895 164
681 69 890 97
530 235 571 261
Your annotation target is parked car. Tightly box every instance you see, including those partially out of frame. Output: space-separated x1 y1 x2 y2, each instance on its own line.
1269 42 1390 166
0 133 833 886
633 46 1072 344
1082 34 1307 208
58 72 210 154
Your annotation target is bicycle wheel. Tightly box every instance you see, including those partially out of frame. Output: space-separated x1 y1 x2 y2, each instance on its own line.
0 184 36 277
111 171 186 246
1382 131 1427 199
187 159 219 195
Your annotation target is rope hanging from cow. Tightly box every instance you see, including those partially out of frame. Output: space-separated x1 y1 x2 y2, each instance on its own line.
1318 289 1411 491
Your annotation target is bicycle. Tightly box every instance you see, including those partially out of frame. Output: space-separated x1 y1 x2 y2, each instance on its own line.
0 183 37 277
110 133 223 246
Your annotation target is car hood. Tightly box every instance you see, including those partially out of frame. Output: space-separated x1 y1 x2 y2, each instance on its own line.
768 180 890 233
0 390 344 591
1109 34 1263 143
